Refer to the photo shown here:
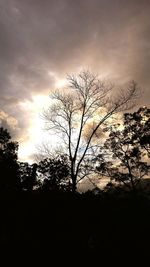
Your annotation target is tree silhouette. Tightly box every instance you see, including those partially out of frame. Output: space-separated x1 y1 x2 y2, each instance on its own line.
38 155 71 191
43 71 139 191
95 107 150 191
0 127 20 192
19 162 38 192
124 107 150 156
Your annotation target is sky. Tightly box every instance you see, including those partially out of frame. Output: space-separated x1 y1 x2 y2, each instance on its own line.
0 0 150 162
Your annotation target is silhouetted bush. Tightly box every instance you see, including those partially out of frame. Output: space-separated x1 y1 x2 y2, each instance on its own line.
0 127 20 192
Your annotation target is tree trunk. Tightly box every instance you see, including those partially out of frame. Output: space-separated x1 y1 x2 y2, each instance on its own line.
70 159 77 192
72 176 77 193
130 175 136 193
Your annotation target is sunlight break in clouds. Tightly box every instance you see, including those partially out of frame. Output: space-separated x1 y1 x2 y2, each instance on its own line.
18 95 52 162
18 72 67 162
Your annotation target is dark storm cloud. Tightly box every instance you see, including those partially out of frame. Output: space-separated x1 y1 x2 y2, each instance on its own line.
0 0 150 143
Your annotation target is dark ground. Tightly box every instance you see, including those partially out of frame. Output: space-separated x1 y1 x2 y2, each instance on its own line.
0 189 150 264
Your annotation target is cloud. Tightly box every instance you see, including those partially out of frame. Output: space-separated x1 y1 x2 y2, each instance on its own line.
83 121 106 143
0 0 150 159
0 110 20 138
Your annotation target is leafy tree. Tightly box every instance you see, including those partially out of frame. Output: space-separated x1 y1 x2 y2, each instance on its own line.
0 127 20 192
18 162 38 192
95 107 150 191
124 107 150 156
38 155 71 191
43 71 139 191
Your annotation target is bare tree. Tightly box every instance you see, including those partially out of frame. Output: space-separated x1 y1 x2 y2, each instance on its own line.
42 70 139 192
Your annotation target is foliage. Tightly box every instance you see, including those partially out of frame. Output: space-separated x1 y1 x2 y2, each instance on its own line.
38 155 71 191
0 127 20 191
95 107 150 190
124 106 150 156
18 162 38 192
